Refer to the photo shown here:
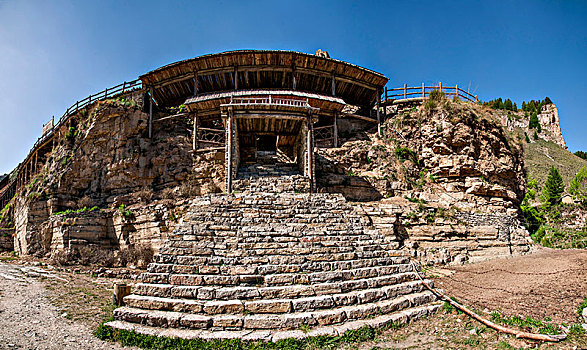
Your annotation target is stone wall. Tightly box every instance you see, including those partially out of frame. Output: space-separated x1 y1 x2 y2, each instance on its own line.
0 229 13 251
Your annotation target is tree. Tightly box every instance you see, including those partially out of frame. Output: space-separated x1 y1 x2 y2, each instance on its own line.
513 102 518 111
542 167 564 206
529 112 540 129
569 166 587 203
574 151 587 160
543 96 553 105
504 99 513 111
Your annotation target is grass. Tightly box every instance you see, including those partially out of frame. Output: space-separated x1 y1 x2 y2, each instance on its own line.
95 324 381 350
523 138 587 188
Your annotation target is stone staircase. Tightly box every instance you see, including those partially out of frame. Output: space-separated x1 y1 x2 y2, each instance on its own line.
234 162 310 193
107 192 440 341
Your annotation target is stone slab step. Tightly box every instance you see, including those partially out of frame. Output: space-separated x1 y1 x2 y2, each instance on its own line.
114 290 437 331
125 279 433 314
148 255 410 274
132 272 422 301
139 263 415 287
106 302 441 341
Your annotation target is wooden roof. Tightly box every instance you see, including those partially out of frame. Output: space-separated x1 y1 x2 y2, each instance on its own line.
140 50 388 108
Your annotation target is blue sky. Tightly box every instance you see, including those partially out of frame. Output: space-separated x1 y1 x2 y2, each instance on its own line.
0 0 585 174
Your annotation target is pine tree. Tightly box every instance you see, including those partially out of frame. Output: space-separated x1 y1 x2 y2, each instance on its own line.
543 167 564 205
529 112 539 129
513 102 518 111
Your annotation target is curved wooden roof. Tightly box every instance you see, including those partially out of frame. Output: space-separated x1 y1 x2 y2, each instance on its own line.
140 50 388 107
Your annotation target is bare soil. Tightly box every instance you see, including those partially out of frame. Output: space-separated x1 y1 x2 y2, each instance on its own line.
432 247 587 324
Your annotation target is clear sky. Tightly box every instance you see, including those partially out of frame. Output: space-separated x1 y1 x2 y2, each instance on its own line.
0 0 585 174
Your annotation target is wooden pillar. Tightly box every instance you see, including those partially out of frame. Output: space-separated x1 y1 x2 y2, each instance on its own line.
233 66 238 90
422 83 425 98
192 111 198 151
226 108 234 193
307 115 314 193
456 84 459 99
333 111 338 148
148 87 153 139
193 71 199 96
439 81 442 92
376 91 382 137
403 83 407 99
331 74 336 96
292 65 296 90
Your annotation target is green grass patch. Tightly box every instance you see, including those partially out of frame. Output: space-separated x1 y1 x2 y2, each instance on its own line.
95 323 389 350
489 311 561 335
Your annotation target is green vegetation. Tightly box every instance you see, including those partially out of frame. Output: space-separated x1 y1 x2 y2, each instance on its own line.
575 151 587 160
531 224 587 249
528 112 540 130
95 322 389 350
522 97 552 114
64 126 80 141
578 295 587 318
53 206 100 216
542 167 564 206
523 139 587 187
394 147 417 163
489 311 561 335
569 166 587 203
483 97 517 111
117 204 134 218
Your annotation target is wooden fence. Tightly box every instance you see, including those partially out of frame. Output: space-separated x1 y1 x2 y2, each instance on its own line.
383 83 478 103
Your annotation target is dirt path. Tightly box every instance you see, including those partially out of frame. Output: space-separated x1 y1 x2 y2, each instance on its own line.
433 247 587 324
0 262 127 350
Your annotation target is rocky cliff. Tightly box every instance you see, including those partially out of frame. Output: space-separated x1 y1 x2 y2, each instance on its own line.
317 96 532 264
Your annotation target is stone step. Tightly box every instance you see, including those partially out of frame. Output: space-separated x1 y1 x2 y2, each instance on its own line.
106 302 441 341
125 279 432 314
139 263 415 287
114 290 437 331
148 256 410 274
133 271 420 300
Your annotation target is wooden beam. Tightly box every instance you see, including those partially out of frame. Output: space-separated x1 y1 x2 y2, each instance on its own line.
333 111 338 148
225 108 234 193
193 111 198 151
377 89 381 136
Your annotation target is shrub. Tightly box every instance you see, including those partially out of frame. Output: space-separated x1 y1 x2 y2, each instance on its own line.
570 166 587 203
394 147 417 163
524 132 530 143
118 244 154 269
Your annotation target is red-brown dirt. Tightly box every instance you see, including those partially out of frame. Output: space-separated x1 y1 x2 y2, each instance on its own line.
433 247 587 324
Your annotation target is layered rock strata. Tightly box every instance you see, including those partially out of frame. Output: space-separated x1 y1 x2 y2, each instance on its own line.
107 191 440 340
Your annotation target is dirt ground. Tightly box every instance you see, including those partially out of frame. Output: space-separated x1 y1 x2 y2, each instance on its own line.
0 260 134 350
432 247 587 324
0 248 585 349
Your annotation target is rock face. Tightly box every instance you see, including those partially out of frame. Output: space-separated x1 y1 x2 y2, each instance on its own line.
107 191 441 340
318 99 532 264
498 103 566 149
11 93 224 256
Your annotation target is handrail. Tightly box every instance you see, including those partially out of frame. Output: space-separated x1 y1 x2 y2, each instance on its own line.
223 96 319 111
9 79 143 194
382 83 478 104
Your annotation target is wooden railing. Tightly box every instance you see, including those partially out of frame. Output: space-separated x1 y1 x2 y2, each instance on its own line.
28 79 143 157
382 83 478 103
225 96 318 111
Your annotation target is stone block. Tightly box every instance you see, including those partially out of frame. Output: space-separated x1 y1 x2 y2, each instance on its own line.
292 295 334 312
203 300 244 315
245 299 292 314
315 309 347 326
179 314 212 329
212 315 244 328
169 274 203 286
243 315 284 329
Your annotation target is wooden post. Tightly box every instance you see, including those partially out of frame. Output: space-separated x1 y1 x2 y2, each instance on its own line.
439 82 442 92
456 84 459 99
404 83 407 99
331 74 336 96
384 86 388 101
226 108 234 193
307 115 314 193
193 70 198 96
192 111 198 151
376 91 381 136
333 111 338 148
234 66 238 90
148 87 153 139
122 81 126 94
113 283 131 306
422 83 425 98
292 65 296 90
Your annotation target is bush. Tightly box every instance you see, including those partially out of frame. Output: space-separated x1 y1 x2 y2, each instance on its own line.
119 244 154 269
574 151 587 160
529 112 540 129
570 166 587 203
394 147 417 163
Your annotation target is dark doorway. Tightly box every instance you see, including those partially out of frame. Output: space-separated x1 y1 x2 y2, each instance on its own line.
257 135 277 152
